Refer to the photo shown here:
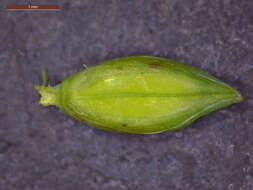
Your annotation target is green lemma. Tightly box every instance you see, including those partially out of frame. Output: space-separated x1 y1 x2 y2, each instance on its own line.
33 56 243 134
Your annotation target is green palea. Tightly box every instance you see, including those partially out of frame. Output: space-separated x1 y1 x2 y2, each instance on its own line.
33 56 243 134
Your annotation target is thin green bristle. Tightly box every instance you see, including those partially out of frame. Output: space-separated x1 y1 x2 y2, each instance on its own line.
42 65 48 87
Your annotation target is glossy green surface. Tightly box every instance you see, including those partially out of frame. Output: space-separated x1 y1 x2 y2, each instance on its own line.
34 56 243 134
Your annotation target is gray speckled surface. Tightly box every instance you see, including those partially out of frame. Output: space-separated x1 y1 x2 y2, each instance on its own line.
0 0 253 189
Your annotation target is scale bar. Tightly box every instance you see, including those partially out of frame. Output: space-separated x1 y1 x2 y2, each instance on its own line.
6 4 60 11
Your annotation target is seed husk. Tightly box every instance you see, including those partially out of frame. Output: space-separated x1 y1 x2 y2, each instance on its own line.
33 56 243 134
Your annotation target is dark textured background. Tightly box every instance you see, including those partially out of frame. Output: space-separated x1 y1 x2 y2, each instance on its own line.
0 0 253 189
